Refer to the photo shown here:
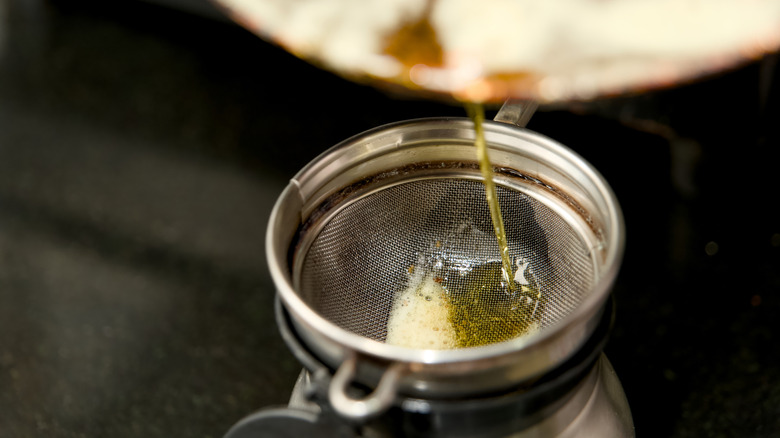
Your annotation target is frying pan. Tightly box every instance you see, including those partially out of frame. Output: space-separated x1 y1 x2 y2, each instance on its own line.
212 0 780 103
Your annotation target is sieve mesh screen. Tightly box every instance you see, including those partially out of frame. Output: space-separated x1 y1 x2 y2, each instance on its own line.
296 177 595 349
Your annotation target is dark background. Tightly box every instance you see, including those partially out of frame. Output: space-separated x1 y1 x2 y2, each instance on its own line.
0 1 778 437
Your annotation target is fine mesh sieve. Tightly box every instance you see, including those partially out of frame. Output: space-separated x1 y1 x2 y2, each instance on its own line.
295 176 595 348
266 117 623 417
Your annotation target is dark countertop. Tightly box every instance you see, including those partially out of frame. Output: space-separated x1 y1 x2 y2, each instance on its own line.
0 1 778 437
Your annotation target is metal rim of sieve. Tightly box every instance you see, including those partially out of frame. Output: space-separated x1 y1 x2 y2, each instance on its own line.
266 117 624 408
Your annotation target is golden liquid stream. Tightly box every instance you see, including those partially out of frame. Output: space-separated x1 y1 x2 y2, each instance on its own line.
465 103 515 292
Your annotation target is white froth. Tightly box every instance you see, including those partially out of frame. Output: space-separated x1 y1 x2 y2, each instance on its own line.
385 273 457 350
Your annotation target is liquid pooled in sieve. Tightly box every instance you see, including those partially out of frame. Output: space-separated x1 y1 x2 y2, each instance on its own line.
386 266 542 349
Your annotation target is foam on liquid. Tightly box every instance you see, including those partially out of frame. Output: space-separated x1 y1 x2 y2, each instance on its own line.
386 273 457 349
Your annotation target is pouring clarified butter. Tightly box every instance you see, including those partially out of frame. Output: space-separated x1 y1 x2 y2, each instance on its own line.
385 103 543 350
215 0 670 432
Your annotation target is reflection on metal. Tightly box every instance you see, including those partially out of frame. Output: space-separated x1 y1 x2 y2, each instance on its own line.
494 99 539 128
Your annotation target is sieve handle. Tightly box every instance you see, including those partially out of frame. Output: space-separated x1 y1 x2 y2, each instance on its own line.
328 353 404 421
494 99 539 128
